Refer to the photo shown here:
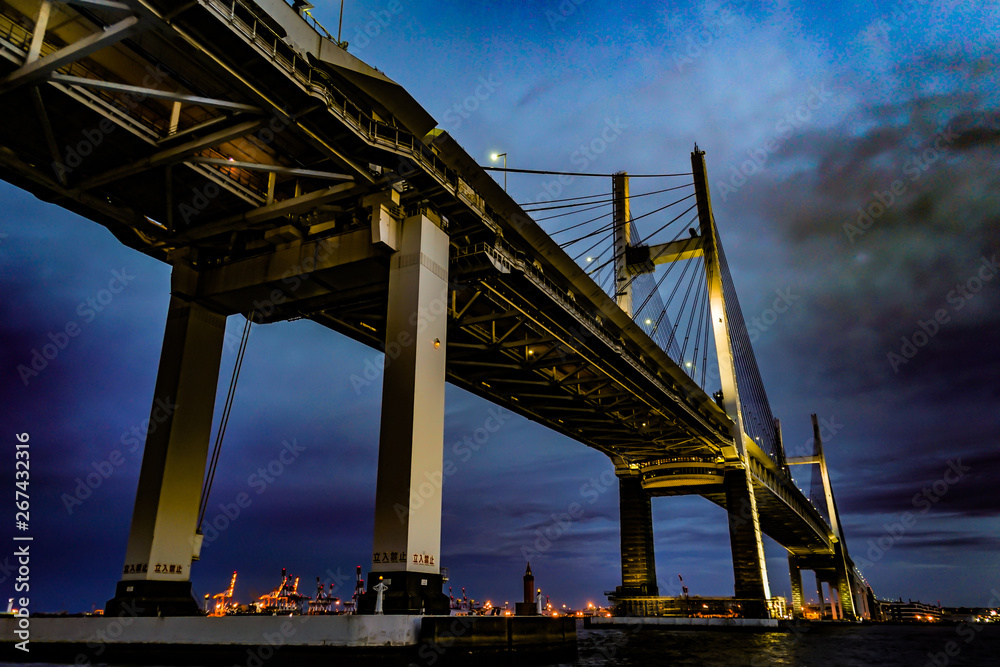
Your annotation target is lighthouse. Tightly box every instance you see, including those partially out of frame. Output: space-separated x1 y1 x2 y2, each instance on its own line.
515 563 538 616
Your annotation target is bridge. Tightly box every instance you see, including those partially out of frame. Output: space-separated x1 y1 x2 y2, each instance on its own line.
0 0 871 619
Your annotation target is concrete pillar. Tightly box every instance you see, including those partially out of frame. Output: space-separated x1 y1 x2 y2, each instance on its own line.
723 469 770 602
788 555 804 618
617 476 658 597
362 214 450 615
815 573 825 619
834 542 857 620
106 296 227 616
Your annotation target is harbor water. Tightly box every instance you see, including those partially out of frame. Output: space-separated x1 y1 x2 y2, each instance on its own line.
3 622 998 666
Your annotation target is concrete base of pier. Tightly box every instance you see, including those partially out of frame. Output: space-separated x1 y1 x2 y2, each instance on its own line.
586 615 780 630
0 614 576 663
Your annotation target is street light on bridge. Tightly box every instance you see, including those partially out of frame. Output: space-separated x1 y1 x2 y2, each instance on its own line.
491 152 507 191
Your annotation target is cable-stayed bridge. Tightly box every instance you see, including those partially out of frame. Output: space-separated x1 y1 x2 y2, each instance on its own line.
0 0 871 619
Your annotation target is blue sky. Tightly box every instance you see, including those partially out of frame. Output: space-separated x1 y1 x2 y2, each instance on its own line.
1 0 998 612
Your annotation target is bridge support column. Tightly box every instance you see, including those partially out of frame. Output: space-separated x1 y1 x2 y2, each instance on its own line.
834 542 857 620
361 214 450 615
815 574 826 619
616 476 659 597
723 470 770 607
106 294 227 616
788 555 805 619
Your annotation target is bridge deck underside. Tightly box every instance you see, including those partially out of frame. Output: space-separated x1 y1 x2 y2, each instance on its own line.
0 0 836 560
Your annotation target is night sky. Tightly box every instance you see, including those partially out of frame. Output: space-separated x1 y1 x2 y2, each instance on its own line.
1 0 998 613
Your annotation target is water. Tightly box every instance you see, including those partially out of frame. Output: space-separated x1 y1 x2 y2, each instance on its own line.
7 624 999 666
564 624 1000 667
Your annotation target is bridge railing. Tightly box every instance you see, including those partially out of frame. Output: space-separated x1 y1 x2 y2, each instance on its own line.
205 0 502 235
280 0 335 40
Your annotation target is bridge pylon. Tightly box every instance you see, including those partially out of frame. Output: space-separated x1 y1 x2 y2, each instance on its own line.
692 147 772 604
107 265 228 616
612 171 633 317
786 414 860 620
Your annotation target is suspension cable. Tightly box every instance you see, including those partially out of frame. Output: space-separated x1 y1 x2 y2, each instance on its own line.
198 311 253 529
523 183 693 212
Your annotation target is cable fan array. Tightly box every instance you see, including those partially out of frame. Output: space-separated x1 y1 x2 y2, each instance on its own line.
521 170 784 465
521 176 714 391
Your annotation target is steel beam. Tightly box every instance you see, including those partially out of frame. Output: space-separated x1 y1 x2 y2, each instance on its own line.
74 119 266 192
49 74 262 113
172 181 360 242
457 309 520 326
30 87 65 186
0 16 142 95
648 236 704 264
26 1 52 64
187 157 352 180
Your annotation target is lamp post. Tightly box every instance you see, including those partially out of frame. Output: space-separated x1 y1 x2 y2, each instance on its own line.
491 152 507 191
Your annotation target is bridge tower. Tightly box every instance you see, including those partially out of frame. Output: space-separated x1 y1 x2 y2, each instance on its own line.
692 147 772 603
786 414 859 620
612 171 633 317
612 175 660 602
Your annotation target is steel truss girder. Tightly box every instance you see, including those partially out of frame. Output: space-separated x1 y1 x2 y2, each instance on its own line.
0 16 142 95
49 73 262 112
73 118 266 192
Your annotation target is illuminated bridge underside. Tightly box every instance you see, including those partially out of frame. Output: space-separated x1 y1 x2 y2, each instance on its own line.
0 0 834 577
